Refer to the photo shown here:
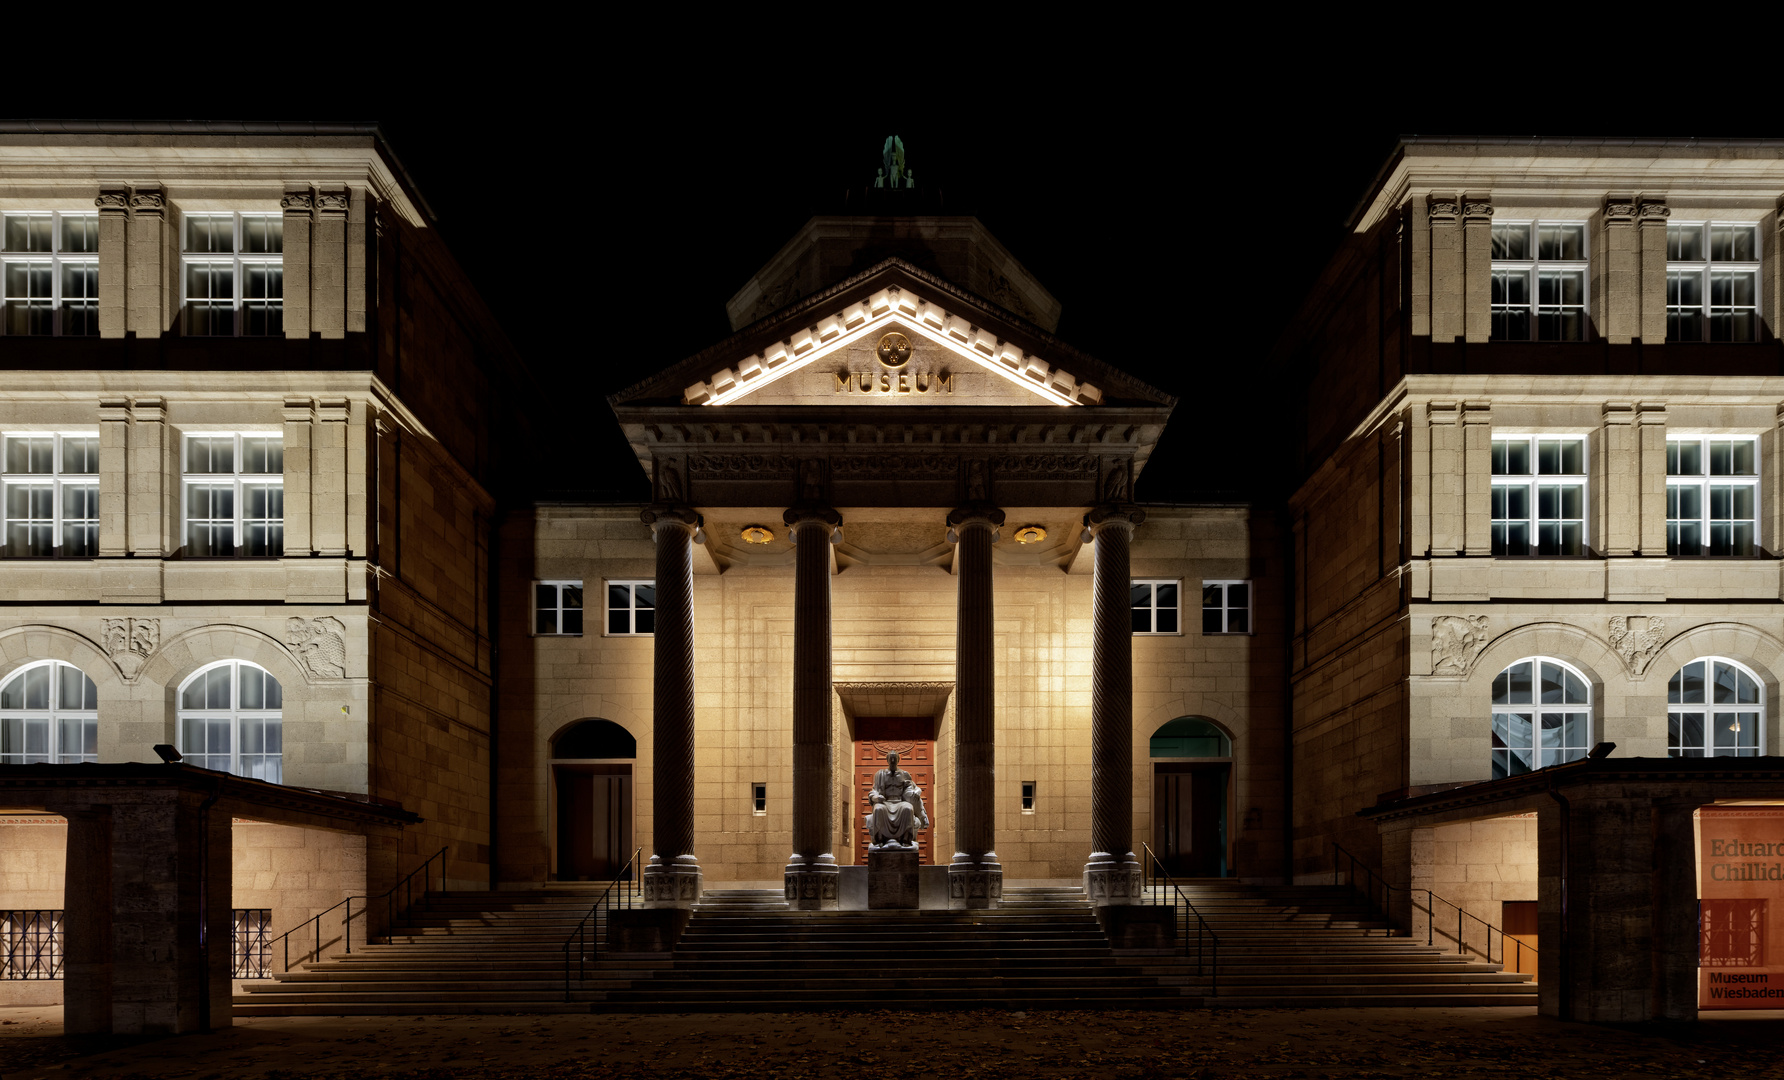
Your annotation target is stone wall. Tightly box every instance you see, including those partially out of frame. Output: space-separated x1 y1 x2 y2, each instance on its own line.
230 820 367 973
1409 814 1538 953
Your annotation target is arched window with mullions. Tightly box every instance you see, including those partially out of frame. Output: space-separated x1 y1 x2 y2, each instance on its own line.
1491 658 1591 778
0 660 96 763
1669 658 1762 757
178 660 282 782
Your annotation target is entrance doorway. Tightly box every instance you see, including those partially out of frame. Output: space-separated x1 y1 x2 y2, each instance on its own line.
550 719 637 882
853 716 936 865
1153 763 1228 877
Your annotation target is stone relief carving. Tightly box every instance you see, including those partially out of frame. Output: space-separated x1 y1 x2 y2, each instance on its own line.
656 459 686 502
1430 615 1490 676
102 618 159 679
280 192 315 212
965 460 989 502
686 453 796 478
93 192 129 211
798 459 825 503
994 454 1097 479
1100 459 1130 503
287 616 348 679
1638 201 1671 220
1604 199 1637 220
1609 615 1666 675
1462 200 1494 219
985 272 1035 321
315 191 350 212
831 454 953 476
127 191 165 212
1426 197 1459 220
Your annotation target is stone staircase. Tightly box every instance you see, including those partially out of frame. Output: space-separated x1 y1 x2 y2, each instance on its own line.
232 881 1534 1015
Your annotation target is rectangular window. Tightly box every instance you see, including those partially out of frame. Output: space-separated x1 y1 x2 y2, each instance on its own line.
0 909 64 979
1130 579 1179 634
180 434 283 557
1491 436 1586 556
1201 580 1250 634
1668 223 1760 342
231 908 272 978
1021 780 1035 813
1490 221 1588 341
1 212 98 337
1667 437 1758 556
181 213 283 336
606 580 656 636
752 782 767 815
534 581 583 635
2 434 99 557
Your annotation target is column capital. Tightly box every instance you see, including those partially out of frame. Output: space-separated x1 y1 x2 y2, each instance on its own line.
280 190 316 214
783 505 842 528
946 503 1004 529
1084 504 1145 533
641 504 701 531
95 189 129 213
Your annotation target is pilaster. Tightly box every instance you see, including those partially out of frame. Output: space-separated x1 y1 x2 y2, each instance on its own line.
282 399 314 556
1461 197 1494 343
313 398 349 555
128 398 166 557
1427 401 1461 555
1637 402 1668 556
125 189 167 338
1427 195 1462 342
1461 401 1493 556
313 189 349 339
280 191 313 339
1599 403 1638 556
1637 198 1671 344
946 502 1003 909
1600 197 1639 343
94 191 128 339
98 397 131 557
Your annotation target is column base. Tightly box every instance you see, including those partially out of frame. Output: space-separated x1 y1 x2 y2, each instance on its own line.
643 855 702 909
948 854 1002 910
784 854 840 911
1084 853 1143 907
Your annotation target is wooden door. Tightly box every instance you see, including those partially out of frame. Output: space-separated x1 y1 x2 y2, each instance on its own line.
853 717 935 865
1501 901 1537 976
1153 763 1228 878
555 765 632 881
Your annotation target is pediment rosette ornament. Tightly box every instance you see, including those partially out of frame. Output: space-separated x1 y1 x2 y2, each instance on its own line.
287 616 348 679
1609 615 1665 675
1430 615 1490 676
102 618 159 680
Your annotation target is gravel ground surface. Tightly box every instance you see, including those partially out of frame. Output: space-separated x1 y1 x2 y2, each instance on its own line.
3 1005 1783 1079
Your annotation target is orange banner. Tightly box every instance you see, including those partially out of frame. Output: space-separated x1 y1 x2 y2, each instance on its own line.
1697 807 1784 1009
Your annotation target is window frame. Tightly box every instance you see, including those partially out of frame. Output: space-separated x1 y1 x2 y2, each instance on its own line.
0 660 98 765
1491 434 1589 557
179 211 284 337
179 433 284 558
1666 435 1760 557
1 211 99 337
1490 219 1590 342
1667 221 1761 343
533 580 584 636
1200 579 1251 635
605 580 656 637
176 659 283 782
1668 657 1764 759
1490 656 1592 779
1 432 99 558
1129 578 1181 636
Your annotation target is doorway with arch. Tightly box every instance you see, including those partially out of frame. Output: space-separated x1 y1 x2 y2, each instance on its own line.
550 719 636 881
1150 716 1232 878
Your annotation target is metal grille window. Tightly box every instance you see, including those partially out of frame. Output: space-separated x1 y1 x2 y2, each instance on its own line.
1 212 97 337
1669 659 1762 758
0 661 97 764
534 581 583 635
232 908 272 977
1131 579 1180 634
1490 221 1588 341
1 910 64 979
1667 437 1758 556
606 581 656 635
182 434 283 556
1492 436 1586 556
2 433 98 557
1491 658 1591 778
1200 580 1249 634
1668 223 1760 342
181 213 283 336
178 660 282 782
1701 898 1766 967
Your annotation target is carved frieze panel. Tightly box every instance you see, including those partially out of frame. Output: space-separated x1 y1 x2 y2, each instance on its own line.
287 616 348 679
1609 615 1666 675
830 454 955 476
685 453 796 479
994 454 1098 479
102 617 159 679
1430 615 1490 676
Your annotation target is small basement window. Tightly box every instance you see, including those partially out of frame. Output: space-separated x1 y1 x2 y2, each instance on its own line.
752 782 766 815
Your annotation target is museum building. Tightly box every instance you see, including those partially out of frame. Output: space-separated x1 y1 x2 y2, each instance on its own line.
2 126 1782 1031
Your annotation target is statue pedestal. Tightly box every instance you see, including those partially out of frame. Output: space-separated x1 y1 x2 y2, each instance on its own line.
867 849 921 909
1083 853 1143 907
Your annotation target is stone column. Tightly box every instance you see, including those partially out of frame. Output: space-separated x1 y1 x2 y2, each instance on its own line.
784 507 842 909
1084 505 1145 906
947 504 1004 908
641 505 702 907
1651 798 1701 1022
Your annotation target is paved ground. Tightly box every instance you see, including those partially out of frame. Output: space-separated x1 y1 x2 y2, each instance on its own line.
3 1005 1783 1079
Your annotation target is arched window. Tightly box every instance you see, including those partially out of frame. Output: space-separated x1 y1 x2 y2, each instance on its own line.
1491 658 1590 778
1669 658 1761 757
178 661 282 781
0 661 96 763
1149 717 1232 758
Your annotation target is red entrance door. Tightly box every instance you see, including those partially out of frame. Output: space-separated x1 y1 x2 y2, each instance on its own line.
853 717 935 865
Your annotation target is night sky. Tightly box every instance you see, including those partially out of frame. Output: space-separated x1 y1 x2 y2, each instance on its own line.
375 96 1399 506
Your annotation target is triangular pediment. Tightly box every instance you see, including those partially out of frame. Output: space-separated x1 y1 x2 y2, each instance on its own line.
610 259 1174 411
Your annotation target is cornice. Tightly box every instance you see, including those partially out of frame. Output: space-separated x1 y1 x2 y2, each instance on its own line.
1359 755 1784 823
0 762 421 827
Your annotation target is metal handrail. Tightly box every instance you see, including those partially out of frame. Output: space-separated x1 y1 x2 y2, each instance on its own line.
262 846 447 974
1332 843 1534 972
563 849 642 1002
1139 844 1219 996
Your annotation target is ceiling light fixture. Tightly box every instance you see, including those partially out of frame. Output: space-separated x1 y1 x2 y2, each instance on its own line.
1013 525 1047 545
740 525 775 544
